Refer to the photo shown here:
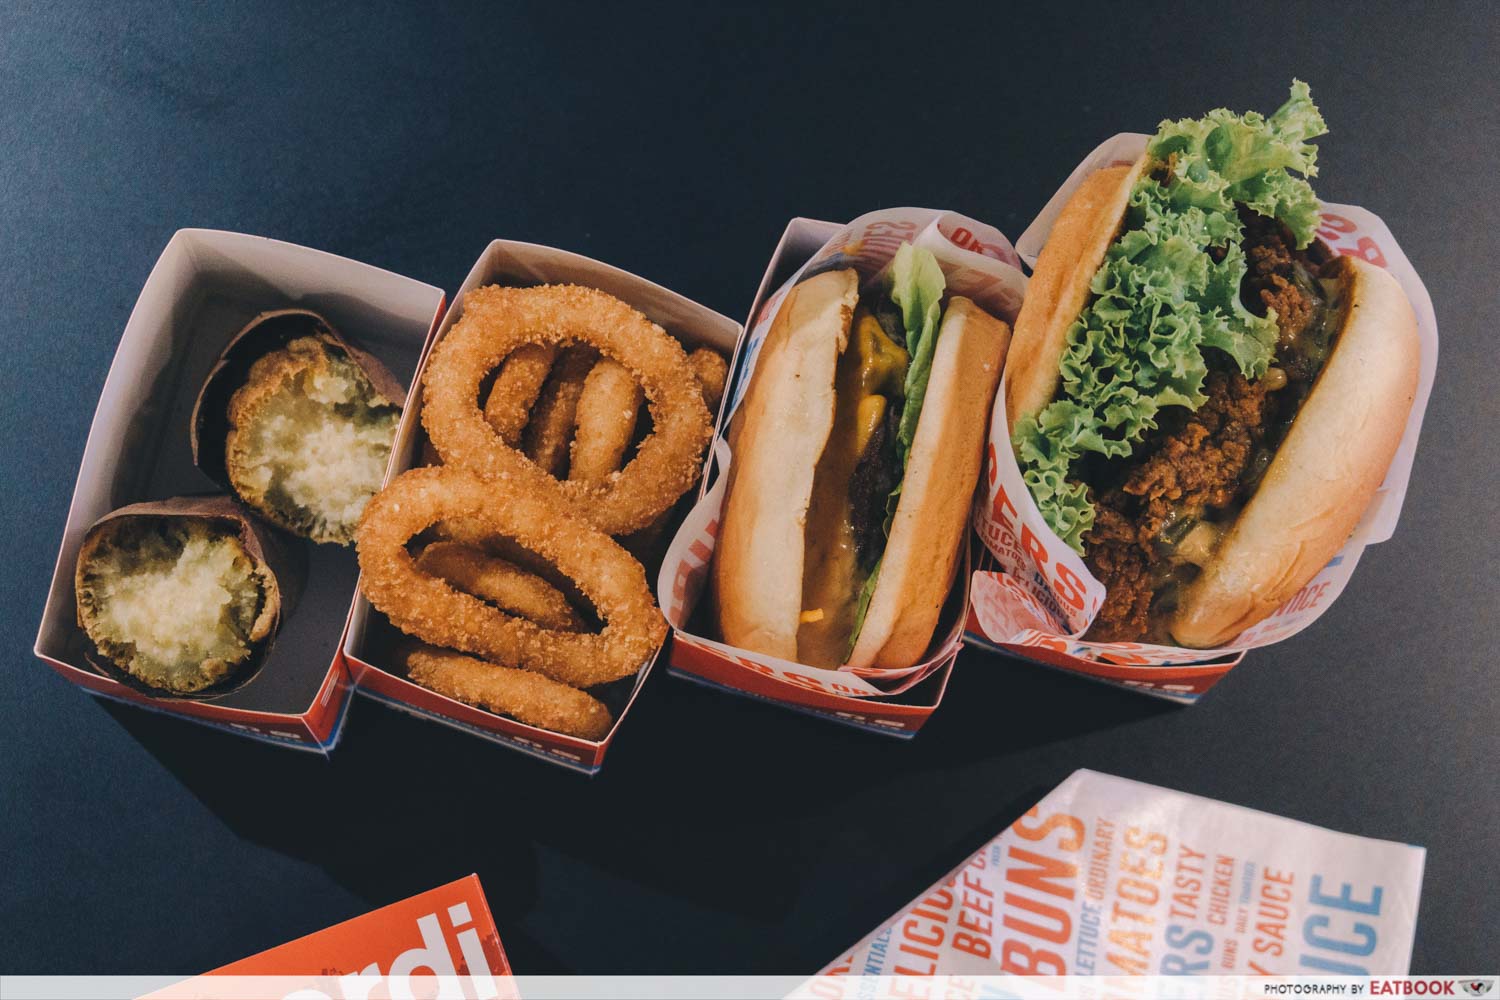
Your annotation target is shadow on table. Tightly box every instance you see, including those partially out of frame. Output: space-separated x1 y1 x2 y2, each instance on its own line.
102 642 1175 972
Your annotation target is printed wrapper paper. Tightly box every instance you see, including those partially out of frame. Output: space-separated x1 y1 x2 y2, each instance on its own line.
969 135 1439 669
661 209 1028 700
813 770 1424 983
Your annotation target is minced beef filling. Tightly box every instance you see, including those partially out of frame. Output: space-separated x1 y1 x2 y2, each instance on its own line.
1244 214 1320 354
1083 372 1274 641
849 404 902 568
1081 217 1324 643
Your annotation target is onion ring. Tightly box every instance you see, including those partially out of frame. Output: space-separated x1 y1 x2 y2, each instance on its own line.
415 540 582 631
569 357 643 485
688 347 729 412
356 465 665 687
428 517 596 617
482 341 558 445
403 646 612 741
523 345 596 475
428 516 497 550
421 284 712 535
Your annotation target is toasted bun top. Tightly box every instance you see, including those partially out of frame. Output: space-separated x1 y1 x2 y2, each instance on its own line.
848 297 1010 669
1005 156 1146 433
713 269 858 660
1169 256 1420 648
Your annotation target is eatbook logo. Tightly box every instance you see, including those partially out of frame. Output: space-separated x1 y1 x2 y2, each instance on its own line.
1461 982 1494 997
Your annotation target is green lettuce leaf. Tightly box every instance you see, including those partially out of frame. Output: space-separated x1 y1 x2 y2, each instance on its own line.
1015 82 1324 553
1233 168 1324 249
849 243 947 655
848 554 883 654
1149 78 1327 246
890 242 947 463
878 243 949 526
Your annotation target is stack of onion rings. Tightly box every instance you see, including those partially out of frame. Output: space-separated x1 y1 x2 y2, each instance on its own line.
421 284 713 536
359 283 731 740
357 465 667 690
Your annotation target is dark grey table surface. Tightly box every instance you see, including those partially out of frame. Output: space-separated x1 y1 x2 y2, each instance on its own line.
3 1 1496 976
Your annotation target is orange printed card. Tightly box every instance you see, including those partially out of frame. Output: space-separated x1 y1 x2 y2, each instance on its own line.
207 875 510 988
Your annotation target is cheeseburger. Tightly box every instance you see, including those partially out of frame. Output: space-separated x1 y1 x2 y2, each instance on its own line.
714 244 1010 669
1008 82 1419 648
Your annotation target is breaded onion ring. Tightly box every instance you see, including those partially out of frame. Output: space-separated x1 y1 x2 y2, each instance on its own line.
523 345 596 476
415 540 582 631
357 466 665 687
483 342 558 445
570 357 643 485
428 516 495 550
428 518 596 616
688 347 729 412
404 646 612 741
421 284 712 535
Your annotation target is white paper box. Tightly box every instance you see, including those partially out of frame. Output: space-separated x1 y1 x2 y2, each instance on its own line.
34 230 444 751
343 240 741 773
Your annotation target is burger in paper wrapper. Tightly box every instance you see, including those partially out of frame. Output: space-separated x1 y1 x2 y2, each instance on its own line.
661 210 1027 728
1005 82 1420 649
714 244 1010 670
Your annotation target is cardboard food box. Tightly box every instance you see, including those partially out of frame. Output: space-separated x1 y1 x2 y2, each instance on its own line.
661 211 1028 737
964 135 1440 703
344 240 742 774
814 770 1424 980
34 230 445 752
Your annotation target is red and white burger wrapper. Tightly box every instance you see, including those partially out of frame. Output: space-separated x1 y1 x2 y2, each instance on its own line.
816 769 1424 980
661 209 1027 703
967 135 1439 682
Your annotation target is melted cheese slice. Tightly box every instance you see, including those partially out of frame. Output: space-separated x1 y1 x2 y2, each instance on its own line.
796 307 908 667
